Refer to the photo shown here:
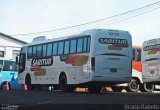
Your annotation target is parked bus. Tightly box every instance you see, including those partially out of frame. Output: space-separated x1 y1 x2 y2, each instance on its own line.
142 38 159 91
17 29 132 93
0 58 21 90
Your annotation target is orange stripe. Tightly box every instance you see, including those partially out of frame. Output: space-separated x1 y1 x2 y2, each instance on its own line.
132 61 142 72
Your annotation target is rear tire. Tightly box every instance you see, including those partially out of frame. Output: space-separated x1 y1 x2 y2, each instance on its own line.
128 79 140 92
59 75 75 92
25 75 34 90
141 83 154 92
59 75 67 91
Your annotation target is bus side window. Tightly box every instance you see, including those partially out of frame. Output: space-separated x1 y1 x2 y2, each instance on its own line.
58 41 64 55
64 40 70 54
53 42 58 56
33 46 37 58
77 38 83 53
27 46 33 59
47 43 52 56
87 37 91 52
83 37 87 52
42 44 47 57
132 49 136 61
37 45 42 57
70 39 77 54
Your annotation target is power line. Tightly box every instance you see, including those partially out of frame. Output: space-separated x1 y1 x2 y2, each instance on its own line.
11 1 160 36
43 5 160 38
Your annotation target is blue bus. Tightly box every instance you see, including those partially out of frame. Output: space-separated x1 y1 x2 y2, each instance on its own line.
0 58 21 90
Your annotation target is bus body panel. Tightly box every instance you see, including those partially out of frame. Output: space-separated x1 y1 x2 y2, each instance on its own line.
19 53 91 85
142 38 160 83
94 55 131 83
142 59 160 83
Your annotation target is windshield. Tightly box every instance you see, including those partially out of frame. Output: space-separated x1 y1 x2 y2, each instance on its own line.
2 61 17 71
0 60 3 70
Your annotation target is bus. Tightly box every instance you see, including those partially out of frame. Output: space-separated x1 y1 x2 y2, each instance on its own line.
142 38 160 91
17 29 132 93
0 58 21 90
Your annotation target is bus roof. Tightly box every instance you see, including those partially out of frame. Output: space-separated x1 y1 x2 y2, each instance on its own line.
22 29 130 47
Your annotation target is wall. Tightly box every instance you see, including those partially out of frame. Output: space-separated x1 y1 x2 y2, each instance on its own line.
0 34 26 59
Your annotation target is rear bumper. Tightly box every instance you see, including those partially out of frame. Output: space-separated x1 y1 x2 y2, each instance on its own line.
92 74 132 84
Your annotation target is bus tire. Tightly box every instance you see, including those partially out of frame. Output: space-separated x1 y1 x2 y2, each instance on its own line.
111 86 122 92
59 74 67 91
59 74 76 92
128 79 140 92
88 85 102 94
25 75 34 90
140 83 154 92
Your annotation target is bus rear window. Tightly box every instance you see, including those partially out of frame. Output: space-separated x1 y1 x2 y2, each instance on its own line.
2 61 17 71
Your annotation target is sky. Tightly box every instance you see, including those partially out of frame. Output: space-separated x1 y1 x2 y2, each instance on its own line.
0 0 160 45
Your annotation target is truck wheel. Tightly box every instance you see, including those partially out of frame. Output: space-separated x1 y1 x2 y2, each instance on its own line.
128 79 140 92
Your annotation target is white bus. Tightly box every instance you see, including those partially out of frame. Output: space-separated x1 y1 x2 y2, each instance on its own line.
17 29 132 93
142 38 159 91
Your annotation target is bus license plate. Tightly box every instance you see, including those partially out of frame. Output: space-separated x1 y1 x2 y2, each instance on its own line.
110 68 117 72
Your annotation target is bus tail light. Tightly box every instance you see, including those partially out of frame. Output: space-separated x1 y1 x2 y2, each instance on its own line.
91 57 95 71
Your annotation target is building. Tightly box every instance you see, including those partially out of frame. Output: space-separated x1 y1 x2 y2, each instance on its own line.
0 33 27 59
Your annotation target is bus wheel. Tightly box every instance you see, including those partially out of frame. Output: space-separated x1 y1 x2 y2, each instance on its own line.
128 79 140 92
111 86 122 92
88 85 102 94
59 75 67 91
141 83 154 92
25 75 33 90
